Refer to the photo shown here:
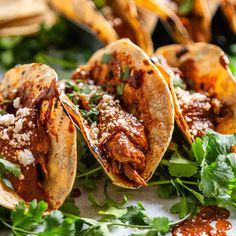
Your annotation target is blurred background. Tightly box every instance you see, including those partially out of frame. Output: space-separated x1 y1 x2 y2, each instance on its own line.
0 0 235 78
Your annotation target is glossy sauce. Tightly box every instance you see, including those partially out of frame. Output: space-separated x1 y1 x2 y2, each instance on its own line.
172 206 232 236
0 79 60 207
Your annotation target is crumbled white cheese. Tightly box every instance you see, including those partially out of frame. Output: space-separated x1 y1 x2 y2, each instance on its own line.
91 122 97 129
14 118 24 133
16 107 31 118
0 114 15 126
102 94 113 102
17 149 35 166
13 97 21 109
1 129 9 140
100 132 110 143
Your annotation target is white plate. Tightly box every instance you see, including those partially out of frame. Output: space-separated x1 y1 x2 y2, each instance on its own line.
76 179 236 235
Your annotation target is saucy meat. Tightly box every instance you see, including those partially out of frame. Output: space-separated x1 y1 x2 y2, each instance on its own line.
0 83 53 205
65 79 149 186
175 87 222 138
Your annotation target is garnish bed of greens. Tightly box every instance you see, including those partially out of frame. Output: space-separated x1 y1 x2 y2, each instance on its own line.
0 19 236 236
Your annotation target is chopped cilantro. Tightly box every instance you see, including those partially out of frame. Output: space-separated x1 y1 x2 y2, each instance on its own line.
173 76 187 89
229 56 236 79
120 65 130 81
116 83 125 97
93 0 106 9
101 53 111 64
79 107 99 123
0 154 21 189
168 152 198 178
177 0 193 16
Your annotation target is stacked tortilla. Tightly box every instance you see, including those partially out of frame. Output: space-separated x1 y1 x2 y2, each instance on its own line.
0 0 56 36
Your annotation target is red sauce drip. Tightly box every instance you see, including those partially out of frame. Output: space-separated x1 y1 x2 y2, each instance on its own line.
216 220 232 231
172 206 232 236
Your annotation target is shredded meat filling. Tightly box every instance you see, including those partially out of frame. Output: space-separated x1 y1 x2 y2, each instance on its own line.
0 80 58 206
175 87 222 138
65 79 149 186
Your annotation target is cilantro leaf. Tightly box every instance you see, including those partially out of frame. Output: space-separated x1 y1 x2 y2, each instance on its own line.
60 198 80 216
120 65 129 81
0 156 21 178
101 53 111 64
199 154 234 198
204 130 236 160
99 206 127 218
176 178 204 204
116 83 125 97
177 0 193 16
148 217 170 233
169 153 198 178
192 130 236 207
80 107 99 123
157 184 176 199
120 203 147 225
192 137 207 164
39 211 75 236
11 200 47 230
171 196 190 219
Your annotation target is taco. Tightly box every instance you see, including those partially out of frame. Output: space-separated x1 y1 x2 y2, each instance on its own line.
134 0 192 43
135 0 211 42
0 63 77 209
221 0 236 34
0 0 56 37
61 39 174 188
49 0 153 54
154 43 236 143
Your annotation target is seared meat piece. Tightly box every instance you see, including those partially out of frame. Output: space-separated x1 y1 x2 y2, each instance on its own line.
123 163 147 186
97 94 148 185
105 132 145 170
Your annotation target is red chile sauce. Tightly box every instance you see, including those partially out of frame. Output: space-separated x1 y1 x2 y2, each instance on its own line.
172 206 232 236
0 79 60 208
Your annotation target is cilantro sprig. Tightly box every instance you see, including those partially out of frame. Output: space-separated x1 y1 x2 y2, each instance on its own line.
0 154 21 190
0 197 189 236
149 130 236 217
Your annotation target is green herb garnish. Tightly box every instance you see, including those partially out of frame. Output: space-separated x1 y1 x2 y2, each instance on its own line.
101 53 111 64
177 0 193 16
120 65 129 81
0 154 21 190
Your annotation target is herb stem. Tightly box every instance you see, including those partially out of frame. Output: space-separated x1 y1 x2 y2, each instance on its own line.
0 219 38 235
169 212 191 226
160 159 170 166
108 222 151 229
148 179 198 186
76 166 102 178
148 180 172 186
